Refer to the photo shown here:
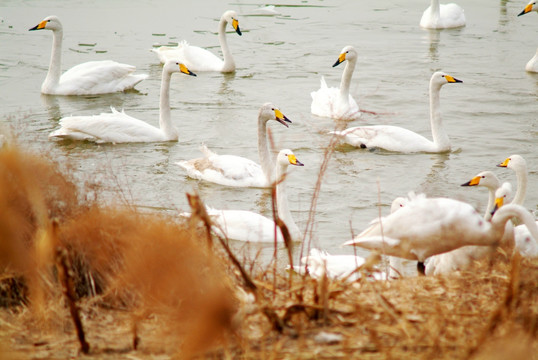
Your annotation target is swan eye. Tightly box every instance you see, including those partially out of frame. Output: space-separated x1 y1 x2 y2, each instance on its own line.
481 176 485 178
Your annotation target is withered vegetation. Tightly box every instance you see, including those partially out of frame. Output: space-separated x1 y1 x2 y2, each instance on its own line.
0 144 537 360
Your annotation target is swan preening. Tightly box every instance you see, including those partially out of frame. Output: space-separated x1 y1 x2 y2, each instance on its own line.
331 71 461 153
186 149 304 243
152 10 241 73
177 103 291 188
29 15 147 95
343 194 538 274
311 45 360 120
420 0 466 29
49 60 196 143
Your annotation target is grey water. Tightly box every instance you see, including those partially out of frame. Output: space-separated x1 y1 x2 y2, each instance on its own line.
1 0 536 269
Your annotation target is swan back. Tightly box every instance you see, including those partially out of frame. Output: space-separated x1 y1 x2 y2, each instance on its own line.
420 0 466 29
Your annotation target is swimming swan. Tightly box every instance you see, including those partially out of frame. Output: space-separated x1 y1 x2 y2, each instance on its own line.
331 71 462 153
29 15 147 95
420 0 466 29
195 149 304 243
518 2 538 72
343 195 538 273
152 10 241 73
49 60 196 143
177 103 291 187
311 45 360 120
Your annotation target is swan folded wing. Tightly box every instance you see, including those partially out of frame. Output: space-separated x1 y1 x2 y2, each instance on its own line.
180 43 224 71
210 209 283 243
60 60 147 95
440 4 465 27
51 108 166 143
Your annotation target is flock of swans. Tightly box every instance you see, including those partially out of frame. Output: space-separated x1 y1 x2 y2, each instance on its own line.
25 1 537 282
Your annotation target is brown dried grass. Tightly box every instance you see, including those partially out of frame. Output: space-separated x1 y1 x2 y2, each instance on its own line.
0 145 537 359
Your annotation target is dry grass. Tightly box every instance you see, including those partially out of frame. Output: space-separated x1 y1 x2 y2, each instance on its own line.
0 145 537 360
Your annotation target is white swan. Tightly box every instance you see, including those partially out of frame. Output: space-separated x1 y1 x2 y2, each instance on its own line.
518 2 538 73
460 170 501 220
29 15 147 95
152 10 241 73
514 224 538 258
420 0 466 29
497 155 527 207
195 149 304 243
342 194 538 273
330 71 462 153
311 45 360 120
425 183 513 276
177 103 291 187
49 60 196 143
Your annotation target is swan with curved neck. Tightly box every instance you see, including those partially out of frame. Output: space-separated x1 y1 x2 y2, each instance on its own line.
420 0 466 29
331 71 461 153
177 103 291 187
343 195 538 273
29 15 147 95
311 45 360 120
49 61 196 143
152 10 241 73
198 149 304 243
497 155 527 207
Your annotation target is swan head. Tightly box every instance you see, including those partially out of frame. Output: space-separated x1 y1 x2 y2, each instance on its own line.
518 1 536 16
431 71 463 87
277 149 304 167
491 182 513 216
29 15 62 31
163 60 197 77
259 102 292 127
496 154 526 172
461 170 500 190
332 45 357 67
222 10 242 36
390 197 407 214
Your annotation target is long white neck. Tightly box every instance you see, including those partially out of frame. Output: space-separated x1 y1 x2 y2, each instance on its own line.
429 81 450 151
218 18 235 72
484 187 497 221
430 0 441 17
258 117 273 184
158 69 177 140
339 58 356 105
511 165 528 206
275 163 300 240
43 28 63 91
491 204 538 241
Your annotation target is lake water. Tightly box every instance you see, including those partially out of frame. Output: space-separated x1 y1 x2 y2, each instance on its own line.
1 0 536 270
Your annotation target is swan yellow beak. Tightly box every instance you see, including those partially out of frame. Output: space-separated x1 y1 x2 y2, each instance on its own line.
333 53 346 67
232 19 242 35
444 75 462 83
274 109 292 127
518 3 534 16
491 196 505 216
288 154 304 167
179 63 197 77
497 157 510 168
29 20 47 31
461 176 481 186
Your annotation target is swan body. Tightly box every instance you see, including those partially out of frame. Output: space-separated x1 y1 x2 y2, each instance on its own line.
49 61 196 143
331 72 461 153
311 45 360 120
152 10 241 72
420 0 466 29
177 103 291 187
343 195 538 266
190 149 304 243
29 16 147 95
425 183 513 276
525 49 538 73
514 223 538 258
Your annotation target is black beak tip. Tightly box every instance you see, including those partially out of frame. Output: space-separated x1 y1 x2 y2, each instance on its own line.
236 27 242 36
332 60 341 68
461 182 470 187
29 25 39 31
517 10 526 16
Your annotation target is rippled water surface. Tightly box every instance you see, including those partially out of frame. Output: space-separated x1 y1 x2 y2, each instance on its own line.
1 0 536 267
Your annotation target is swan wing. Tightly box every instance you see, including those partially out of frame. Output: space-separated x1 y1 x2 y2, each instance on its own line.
332 125 437 153
208 209 283 243
50 108 167 143
153 41 223 71
58 60 147 95
177 148 267 187
420 3 465 29
311 77 359 120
